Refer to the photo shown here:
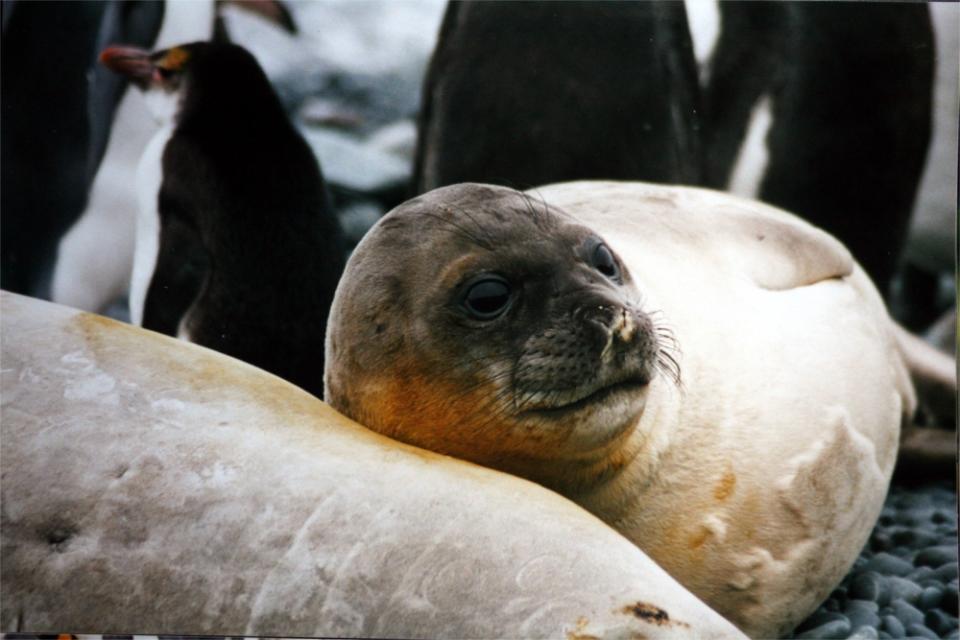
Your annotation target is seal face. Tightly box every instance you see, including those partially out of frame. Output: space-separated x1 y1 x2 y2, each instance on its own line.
325 184 672 483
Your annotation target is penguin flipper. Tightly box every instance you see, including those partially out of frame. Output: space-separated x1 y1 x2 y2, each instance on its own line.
142 215 209 337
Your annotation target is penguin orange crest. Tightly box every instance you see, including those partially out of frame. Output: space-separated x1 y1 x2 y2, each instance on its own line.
160 46 190 71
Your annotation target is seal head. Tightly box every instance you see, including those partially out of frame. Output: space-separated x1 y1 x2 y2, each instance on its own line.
325 183 672 488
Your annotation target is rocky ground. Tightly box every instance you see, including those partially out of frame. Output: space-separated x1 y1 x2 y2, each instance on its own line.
791 483 959 639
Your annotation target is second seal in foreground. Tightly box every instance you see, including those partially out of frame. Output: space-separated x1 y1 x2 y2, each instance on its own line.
324 181 913 637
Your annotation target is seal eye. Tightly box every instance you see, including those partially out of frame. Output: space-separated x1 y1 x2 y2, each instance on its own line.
463 277 511 320
593 243 620 280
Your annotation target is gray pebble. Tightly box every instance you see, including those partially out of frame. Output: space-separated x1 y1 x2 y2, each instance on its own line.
877 633 892 640
935 563 960 582
907 566 936 583
931 509 953 524
795 618 851 639
924 608 956 635
891 599 925 626
867 553 915 577
891 526 940 548
904 623 939 639
846 599 881 629
944 582 959 616
913 545 958 568
848 599 881 613
918 579 944 591
947 630 960 640
851 572 888 604
847 611 880 627
872 532 894 552
798 610 848 631
917 586 942 610
883 614 906 638
888 576 923 604
848 625 880 640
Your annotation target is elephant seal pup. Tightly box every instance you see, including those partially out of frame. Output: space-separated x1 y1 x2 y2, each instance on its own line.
324 181 914 638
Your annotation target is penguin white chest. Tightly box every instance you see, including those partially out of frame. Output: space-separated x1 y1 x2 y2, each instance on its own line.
130 125 174 326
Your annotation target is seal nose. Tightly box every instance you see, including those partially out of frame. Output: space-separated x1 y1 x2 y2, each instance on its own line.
584 301 633 334
581 301 641 358
611 307 638 343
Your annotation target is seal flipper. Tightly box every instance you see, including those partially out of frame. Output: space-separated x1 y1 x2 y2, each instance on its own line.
713 199 854 291
141 214 209 338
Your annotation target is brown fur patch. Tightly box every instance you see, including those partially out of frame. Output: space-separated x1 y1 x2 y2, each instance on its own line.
688 526 711 550
713 469 737 502
370 357 515 464
566 616 599 640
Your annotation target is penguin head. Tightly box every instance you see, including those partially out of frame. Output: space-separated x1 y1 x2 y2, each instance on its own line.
99 41 276 127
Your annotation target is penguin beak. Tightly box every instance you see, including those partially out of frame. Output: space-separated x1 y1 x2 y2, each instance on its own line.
99 46 155 86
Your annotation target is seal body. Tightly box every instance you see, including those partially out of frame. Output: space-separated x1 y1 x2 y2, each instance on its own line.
324 181 913 637
0 291 745 639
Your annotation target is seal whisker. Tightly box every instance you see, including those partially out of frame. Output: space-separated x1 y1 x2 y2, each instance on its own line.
441 202 499 250
516 191 543 223
523 189 558 233
420 210 493 250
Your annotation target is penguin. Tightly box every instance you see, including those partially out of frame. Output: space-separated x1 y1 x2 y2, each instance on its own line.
51 0 212 315
412 0 703 194
100 41 344 399
51 0 298 316
0 0 109 297
698 1 934 297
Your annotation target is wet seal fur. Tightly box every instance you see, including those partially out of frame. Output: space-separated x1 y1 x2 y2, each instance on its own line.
324 181 914 638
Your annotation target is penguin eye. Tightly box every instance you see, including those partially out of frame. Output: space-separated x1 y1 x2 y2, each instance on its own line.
463 277 511 320
157 66 174 79
592 243 620 280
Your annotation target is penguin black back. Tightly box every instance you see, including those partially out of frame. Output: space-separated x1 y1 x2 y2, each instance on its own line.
108 41 344 398
412 0 703 194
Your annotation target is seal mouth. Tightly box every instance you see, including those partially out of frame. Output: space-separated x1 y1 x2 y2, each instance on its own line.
519 376 650 419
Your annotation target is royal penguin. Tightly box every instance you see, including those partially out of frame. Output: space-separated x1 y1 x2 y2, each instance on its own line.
100 41 344 398
51 0 297 315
